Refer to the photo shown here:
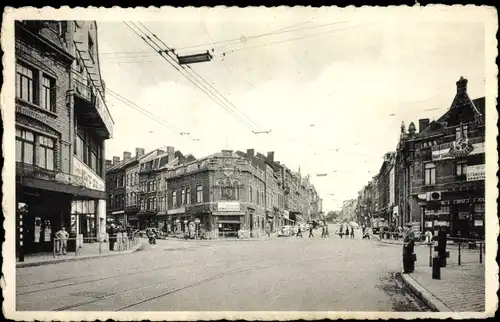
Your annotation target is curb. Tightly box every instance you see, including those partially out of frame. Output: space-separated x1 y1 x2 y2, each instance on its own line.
16 244 144 268
398 271 452 312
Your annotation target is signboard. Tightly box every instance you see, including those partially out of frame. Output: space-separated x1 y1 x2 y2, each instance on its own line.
467 164 485 181
94 91 114 137
213 211 245 216
425 221 433 228
217 201 240 212
167 207 186 215
73 157 105 191
432 142 484 161
474 220 483 226
392 206 398 215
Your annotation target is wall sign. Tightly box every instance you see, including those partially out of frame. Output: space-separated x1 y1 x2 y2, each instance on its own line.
217 201 240 212
73 157 105 191
467 164 485 181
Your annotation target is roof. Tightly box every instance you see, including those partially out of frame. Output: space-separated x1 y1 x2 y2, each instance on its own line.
416 96 485 139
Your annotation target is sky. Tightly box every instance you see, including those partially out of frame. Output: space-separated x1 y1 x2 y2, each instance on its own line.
96 9 486 211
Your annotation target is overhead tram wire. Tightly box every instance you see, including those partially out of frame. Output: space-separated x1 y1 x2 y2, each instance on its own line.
124 22 259 133
100 20 338 57
221 21 380 55
106 89 212 145
136 21 264 133
106 89 183 134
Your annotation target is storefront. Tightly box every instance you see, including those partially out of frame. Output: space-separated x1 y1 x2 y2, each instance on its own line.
16 171 106 256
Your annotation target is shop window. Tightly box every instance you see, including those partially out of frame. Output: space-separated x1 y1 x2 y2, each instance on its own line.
15 129 34 164
424 162 436 185
172 190 177 208
37 135 55 170
196 185 203 203
16 63 36 104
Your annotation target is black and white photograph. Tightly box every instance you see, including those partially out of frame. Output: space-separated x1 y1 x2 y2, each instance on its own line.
1 5 498 320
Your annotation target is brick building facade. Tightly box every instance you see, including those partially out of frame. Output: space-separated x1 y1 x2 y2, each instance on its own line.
15 20 113 257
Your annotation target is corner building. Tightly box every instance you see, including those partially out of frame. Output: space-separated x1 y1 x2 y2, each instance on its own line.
15 20 113 256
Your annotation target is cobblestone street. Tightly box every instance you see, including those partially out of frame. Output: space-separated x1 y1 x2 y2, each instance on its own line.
16 231 427 312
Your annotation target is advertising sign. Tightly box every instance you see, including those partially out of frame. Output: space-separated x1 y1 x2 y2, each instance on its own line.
432 142 484 161
474 220 483 227
217 201 240 212
73 157 105 191
467 164 485 181
167 207 186 215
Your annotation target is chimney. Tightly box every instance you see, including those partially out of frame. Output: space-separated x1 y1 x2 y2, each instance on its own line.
112 156 120 165
246 149 255 157
105 159 112 168
456 76 468 94
267 151 275 162
418 118 430 133
167 146 175 162
123 151 131 161
135 148 145 158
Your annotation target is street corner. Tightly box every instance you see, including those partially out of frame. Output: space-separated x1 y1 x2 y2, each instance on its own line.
398 271 451 312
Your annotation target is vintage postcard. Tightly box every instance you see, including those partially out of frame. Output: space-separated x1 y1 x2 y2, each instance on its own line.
1 5 498 321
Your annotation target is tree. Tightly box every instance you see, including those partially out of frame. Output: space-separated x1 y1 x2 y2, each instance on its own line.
325 211 340 223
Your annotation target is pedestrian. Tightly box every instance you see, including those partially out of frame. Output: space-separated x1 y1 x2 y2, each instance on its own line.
308 225 314 238
321 226 326 238
266 227 271 238
345 226 349 238
55 226 69 255
325 226 330 237
108 224 116 251
339 225 343 238
297 226 303 238
350 225 355 239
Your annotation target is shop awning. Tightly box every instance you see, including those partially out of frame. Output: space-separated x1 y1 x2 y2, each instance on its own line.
21 177 106 199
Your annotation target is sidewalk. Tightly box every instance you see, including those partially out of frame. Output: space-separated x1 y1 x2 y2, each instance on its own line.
16 241 144 268
399 245 485 312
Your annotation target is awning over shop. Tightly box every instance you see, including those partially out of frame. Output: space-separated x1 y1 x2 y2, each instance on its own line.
21 177 107 199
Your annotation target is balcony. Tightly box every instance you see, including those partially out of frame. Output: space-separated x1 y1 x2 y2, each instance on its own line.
72 75 114 139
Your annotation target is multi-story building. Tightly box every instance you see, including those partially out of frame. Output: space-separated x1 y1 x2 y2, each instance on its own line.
164 149 321 238
342 199 358 222
105 148 145 228
351 77 485 239
410 77 485 238
375 152 396 225
15 20 113 257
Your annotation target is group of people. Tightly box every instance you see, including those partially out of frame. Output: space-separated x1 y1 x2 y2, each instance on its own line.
295 224 330 238
337 222 356 238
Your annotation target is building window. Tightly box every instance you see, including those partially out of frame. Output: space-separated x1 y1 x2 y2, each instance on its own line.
186 187 191 205
456 162 467 176
121 176 125 187
153 197 157 210
249 185 253 203
16 63 36 104
15 129 34 164
456 125 468 140
181 188 186 205
424 162 436 185
172 190 177 208
196 185 203 203
40 75 55 112
37 135 54 170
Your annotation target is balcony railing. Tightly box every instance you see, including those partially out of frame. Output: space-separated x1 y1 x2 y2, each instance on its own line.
74 79 94 102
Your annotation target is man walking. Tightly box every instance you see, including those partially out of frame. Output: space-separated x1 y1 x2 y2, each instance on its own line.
350 225 355 238
308 225 314 238
297 226 303 238
55 226 69 255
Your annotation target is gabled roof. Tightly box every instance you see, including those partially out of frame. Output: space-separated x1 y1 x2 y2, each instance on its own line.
416 95 485 140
